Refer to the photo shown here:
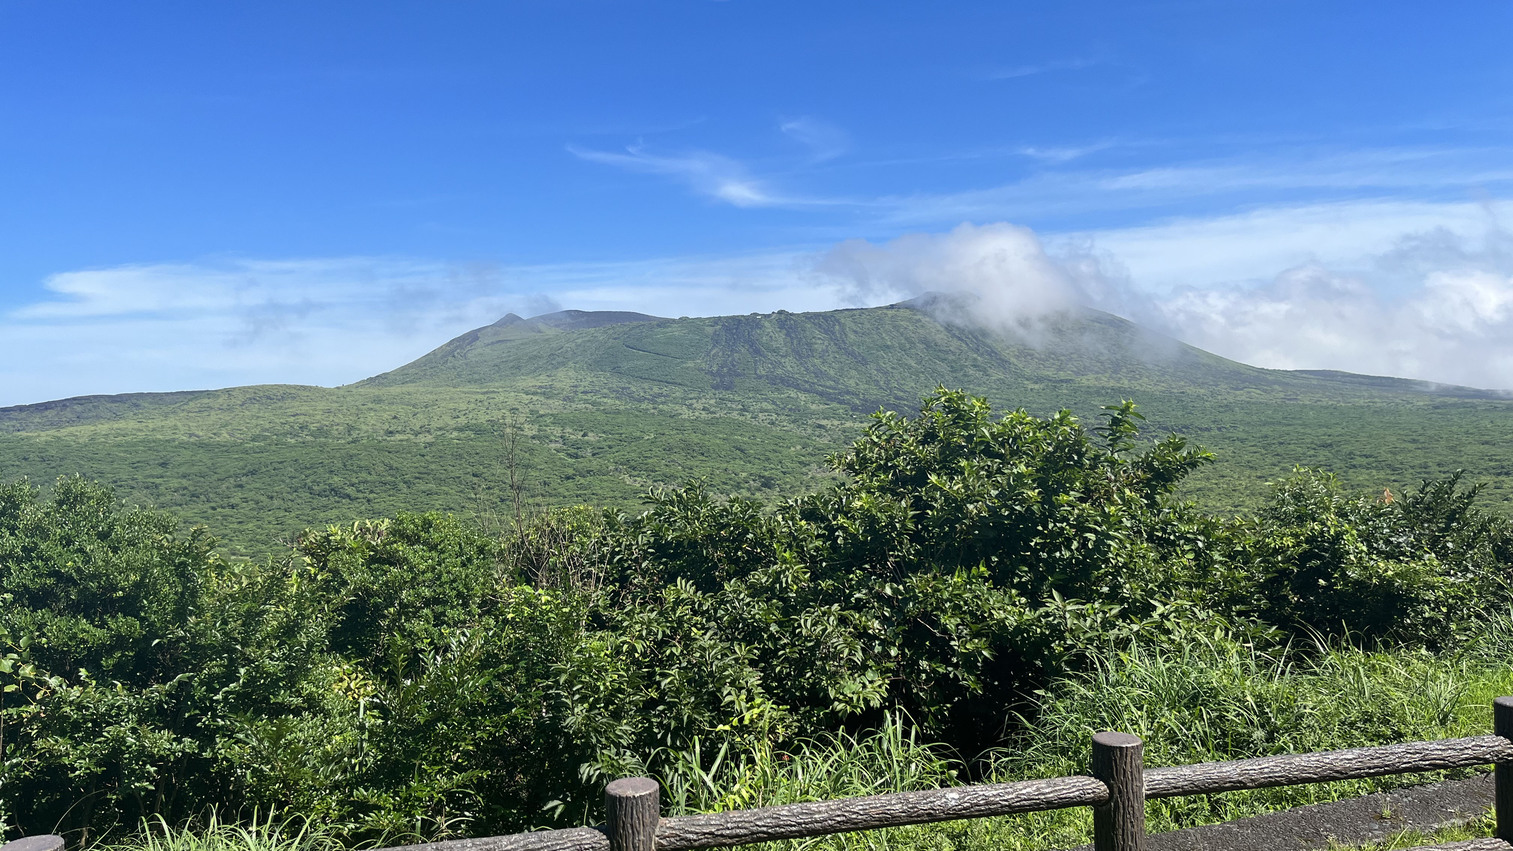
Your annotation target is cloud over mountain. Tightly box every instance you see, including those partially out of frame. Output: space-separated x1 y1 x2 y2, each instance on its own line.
1155 229 1513 390
812 218 1513 390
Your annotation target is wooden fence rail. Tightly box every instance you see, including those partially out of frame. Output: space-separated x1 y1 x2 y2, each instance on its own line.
8 697 1513 851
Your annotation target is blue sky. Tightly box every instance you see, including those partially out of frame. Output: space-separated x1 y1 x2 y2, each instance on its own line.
4 1 1513 406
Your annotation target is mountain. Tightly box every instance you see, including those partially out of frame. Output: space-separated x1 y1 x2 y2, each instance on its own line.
3 301 1510 555
364 299 1332 404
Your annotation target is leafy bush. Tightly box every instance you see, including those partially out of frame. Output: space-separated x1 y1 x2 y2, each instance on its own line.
546 390 1232 772
0 477 231 842
1221 469 1512 647
224 514 590 838
0 486 589 842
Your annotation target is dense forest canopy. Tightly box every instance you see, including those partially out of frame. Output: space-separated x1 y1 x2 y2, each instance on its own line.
2 389 1510 844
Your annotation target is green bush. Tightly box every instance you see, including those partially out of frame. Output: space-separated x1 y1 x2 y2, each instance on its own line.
0 486 590 842
224 514 590 838
1222 469 1512 647
0 477 231 842
545 391 1232 772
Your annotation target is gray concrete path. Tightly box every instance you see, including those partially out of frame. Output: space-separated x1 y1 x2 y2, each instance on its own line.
1060 773 1495 851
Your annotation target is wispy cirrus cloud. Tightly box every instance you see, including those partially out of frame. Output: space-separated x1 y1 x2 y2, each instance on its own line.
571 121 1513 227
862 145 1513 229
566 143 777 206
568 117 861 208
1013 142 1115 163
982 57 1099 80
1093 146 1513 193
779 117 849 162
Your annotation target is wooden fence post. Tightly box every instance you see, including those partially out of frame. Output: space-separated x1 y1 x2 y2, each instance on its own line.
607 777 660 851
1496 697 1513 844
1092 732 1145 851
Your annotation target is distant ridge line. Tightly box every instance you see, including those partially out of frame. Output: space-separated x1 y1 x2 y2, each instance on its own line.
1289 369 1511 399
516 309 665 330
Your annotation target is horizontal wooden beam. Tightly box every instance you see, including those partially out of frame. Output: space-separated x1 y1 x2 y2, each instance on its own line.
1145 735 1513 799
381 826 609 851
655 775 1109 850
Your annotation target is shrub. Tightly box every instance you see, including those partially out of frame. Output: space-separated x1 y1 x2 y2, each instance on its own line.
0 477 229 842
1223 469 1512 648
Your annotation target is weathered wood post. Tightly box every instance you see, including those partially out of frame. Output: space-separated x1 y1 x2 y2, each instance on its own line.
1496 696 1513 844
0 837 65 851
1092 732 1146 851
606 777 660 851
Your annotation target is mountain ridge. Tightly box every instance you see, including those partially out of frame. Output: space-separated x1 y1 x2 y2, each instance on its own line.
358 300 1503 404
2 301 1511 554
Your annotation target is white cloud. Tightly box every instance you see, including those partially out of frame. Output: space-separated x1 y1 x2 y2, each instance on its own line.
0 258 534 406
1048 198 1513 390
1154 258 1513 390
815 223 1084 328
1056 199 1501 293
567 143 778 207
779 117 849 162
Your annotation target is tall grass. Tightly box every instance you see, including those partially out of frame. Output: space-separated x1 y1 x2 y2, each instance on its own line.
1001 631 1512 839
658 713 958 816
659 627 1513 851
657 712 1074 851
93 813 343 851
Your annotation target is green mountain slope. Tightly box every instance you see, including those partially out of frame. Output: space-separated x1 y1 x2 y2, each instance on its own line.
366 302 1280 404
3 301 1510 555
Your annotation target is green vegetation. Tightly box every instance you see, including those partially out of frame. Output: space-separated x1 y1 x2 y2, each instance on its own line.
4 388 1512 851
654 639 1513 851
93 814 341 851
3 304 1511 555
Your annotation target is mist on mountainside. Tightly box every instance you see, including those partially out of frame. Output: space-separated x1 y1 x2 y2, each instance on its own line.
812 220 1513 391
814 222 1188 363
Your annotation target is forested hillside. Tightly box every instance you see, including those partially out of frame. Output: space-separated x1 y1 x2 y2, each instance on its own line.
2 302 1509 555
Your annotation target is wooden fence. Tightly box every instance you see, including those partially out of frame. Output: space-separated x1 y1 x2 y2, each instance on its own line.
9 697 1513 851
